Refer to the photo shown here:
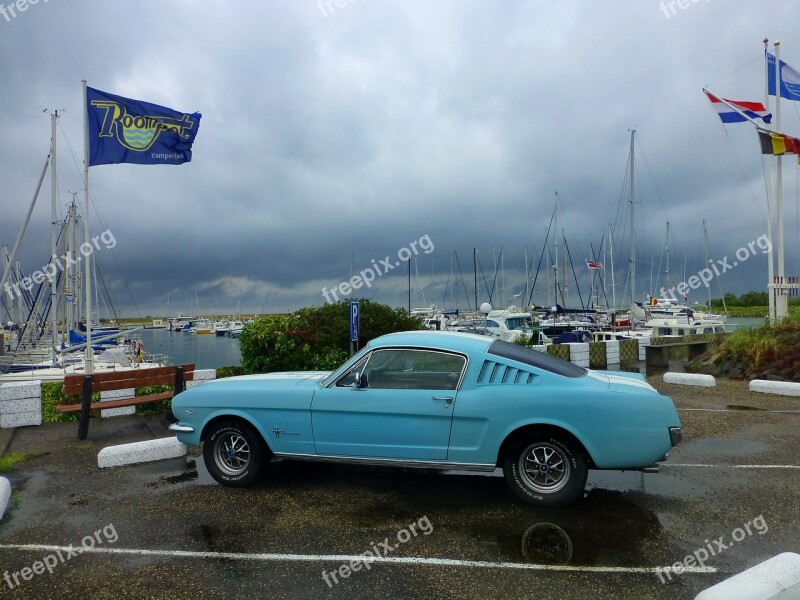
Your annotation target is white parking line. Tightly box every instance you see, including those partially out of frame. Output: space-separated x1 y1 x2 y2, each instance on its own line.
667 464 800 469
679 408 800 414
0 544 717 575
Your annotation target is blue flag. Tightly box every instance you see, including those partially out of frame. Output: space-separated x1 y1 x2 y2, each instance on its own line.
767 53 800 101
87 87 201 166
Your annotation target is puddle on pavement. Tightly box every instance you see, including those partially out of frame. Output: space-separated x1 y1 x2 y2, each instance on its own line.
682 438 768 455
146 456 217 488
439 488 667 567
586 469 704 499
726 404 800 414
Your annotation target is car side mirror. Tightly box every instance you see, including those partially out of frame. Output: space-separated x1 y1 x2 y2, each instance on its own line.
354 371 368 389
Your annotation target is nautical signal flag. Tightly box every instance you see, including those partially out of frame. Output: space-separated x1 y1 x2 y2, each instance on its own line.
87 87 201 166
704 91 772 124
585 259 603 270
757 130 800 160
767 53 800 101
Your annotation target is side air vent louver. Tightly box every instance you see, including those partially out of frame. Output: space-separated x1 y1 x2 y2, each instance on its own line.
477 360 536 385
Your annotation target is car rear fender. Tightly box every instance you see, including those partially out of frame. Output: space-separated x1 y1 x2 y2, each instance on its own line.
496 420 598 468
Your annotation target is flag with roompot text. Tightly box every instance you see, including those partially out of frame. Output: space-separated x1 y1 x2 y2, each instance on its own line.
87 87 202 166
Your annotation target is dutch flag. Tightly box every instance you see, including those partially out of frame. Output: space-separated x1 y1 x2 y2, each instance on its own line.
705 91 772 124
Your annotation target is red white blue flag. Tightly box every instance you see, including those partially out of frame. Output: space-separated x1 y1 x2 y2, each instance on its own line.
704 91 772 124
585 259 603 270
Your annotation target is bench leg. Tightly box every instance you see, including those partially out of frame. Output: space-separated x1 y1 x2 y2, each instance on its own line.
165 366 185 424
77 376 93 440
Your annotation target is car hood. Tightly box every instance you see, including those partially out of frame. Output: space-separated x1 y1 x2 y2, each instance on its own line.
200 371 331 388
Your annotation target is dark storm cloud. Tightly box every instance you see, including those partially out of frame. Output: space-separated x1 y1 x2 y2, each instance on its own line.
1 1 799 316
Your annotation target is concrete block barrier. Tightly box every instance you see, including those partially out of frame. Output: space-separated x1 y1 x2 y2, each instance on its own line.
0 380 42 429
98 436 187 468
0 477 10 518
663 372 716 387
694 552 800 599
749 379 800 397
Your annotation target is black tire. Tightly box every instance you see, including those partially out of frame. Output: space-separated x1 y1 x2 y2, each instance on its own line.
203 420 266 487
503 435 587 507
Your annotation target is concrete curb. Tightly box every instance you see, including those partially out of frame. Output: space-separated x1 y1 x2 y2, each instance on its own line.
749 379 800 397
0 477 10 518
663 372 716 387
694 552 800 599
97 436 187 469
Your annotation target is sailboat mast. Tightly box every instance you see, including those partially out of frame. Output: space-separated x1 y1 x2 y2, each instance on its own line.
629 129 636 305
665 220 670 298
49 110 59 365
609 223 616 309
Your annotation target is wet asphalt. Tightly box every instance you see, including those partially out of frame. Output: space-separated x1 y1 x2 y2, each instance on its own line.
0 378 797 599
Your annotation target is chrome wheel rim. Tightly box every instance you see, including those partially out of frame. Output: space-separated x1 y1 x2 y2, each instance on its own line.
213 431 250 476
518 442 570 494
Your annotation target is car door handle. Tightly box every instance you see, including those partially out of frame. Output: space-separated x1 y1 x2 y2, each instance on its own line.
432 396 454 407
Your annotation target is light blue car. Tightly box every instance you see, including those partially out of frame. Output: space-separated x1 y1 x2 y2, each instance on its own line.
170 331 681 507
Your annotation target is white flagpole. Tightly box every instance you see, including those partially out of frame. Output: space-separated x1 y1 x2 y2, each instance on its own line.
82 80 93 374
763 38 776 323
774 41 788 319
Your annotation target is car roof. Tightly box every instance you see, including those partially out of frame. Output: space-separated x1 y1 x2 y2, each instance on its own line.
370 330 493 354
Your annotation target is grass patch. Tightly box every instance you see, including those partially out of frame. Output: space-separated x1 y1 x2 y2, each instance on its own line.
715 318 799 373
0 451 48 472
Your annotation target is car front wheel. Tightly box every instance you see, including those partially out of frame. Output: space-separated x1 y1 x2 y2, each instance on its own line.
503 436 587 507
203 420 265 487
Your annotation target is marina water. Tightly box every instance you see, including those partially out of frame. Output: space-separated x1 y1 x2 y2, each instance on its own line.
138 328 242 370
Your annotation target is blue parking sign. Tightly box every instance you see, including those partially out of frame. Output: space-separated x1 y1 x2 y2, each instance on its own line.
349 301 360 342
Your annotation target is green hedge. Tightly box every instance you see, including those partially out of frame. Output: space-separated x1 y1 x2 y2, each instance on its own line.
240 299 424 374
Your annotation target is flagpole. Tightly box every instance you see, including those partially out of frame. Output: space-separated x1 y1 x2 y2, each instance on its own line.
82 80 93 374
763 38 776 323
774 41 788 320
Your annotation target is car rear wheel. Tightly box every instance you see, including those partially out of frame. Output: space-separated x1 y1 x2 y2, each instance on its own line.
203 420 265 487
503 435 587 507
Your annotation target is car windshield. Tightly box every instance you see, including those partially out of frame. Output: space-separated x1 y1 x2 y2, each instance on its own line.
319 345 372 387
487 339 587 378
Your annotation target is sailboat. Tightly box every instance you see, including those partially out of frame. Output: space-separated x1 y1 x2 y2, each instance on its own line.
0 112 168 382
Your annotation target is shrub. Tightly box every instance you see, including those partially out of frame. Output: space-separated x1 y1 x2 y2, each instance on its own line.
240 299 424 374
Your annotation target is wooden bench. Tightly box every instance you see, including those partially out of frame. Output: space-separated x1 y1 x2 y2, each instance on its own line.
54 364 195 440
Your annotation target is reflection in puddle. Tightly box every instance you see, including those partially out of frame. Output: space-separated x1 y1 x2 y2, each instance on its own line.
521 522 573 564
461 489 664 567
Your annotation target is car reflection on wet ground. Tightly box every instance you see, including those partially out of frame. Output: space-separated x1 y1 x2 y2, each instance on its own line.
0 378 797 599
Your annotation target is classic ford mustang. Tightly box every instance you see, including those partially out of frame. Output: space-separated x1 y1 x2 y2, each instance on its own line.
170 331 681 507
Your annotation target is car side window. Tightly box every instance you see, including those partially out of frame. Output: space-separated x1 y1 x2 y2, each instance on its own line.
363 349 466 390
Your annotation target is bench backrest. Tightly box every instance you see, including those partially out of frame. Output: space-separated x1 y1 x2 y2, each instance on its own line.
63 364 196 395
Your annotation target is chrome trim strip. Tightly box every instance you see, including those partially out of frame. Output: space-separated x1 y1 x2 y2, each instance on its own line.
271 452 496 472
168 423 195 433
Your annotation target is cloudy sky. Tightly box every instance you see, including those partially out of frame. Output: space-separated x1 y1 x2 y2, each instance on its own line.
2 0 800 318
